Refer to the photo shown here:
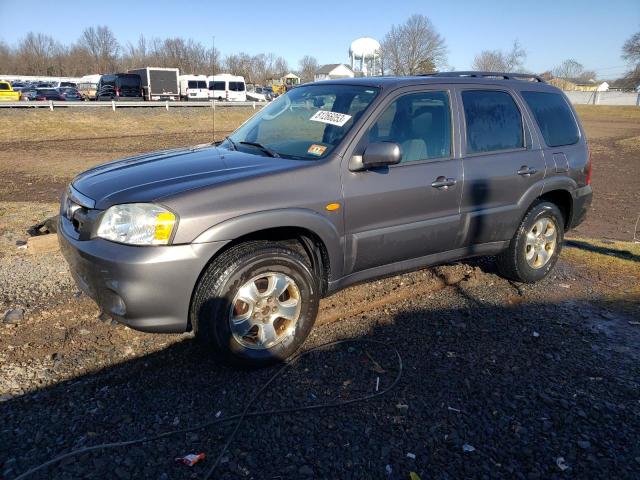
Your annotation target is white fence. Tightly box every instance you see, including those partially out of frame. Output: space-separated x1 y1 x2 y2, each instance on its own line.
0 100 265 110
565 90 640 106
2 93 639 110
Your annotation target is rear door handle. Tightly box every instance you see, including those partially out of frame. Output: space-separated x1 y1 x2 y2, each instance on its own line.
431 176 457 189
517 166 537 176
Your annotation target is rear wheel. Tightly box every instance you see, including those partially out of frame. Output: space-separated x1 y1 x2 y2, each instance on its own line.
496 201 564 283
191 241 319 367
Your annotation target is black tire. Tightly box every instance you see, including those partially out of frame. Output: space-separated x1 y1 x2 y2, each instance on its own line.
496 201 565 283
191 241 320 367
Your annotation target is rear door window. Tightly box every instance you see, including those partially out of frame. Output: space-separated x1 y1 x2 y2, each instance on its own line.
521 91 579 147
210 81 225 90
118 76 140 88
229 82 245 92
366 91 452 163
462 90 524 154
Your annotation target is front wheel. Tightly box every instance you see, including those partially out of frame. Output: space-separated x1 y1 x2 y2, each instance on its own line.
496 201 564 283
191 241 320 367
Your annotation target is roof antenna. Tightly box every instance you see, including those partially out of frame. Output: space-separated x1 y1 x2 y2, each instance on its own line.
211 35 216 144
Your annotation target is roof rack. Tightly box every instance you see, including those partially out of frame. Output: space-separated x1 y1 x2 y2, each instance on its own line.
422 71 545 83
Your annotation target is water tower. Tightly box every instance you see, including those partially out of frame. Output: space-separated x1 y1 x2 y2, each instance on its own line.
349 37 381 76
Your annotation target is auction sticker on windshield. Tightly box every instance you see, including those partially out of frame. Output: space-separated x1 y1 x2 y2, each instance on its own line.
310 110 352 127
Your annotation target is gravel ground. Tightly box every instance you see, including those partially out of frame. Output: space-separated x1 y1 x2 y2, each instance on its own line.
1 249 639 480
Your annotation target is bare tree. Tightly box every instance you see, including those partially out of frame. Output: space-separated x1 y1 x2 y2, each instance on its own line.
381 14 447 75
472 40 526 72
161 37 208 73
207 45 223 75
273 56 289 77
0 40 14 74
15 33 61 75
121 35 149 70
552 59 595 82
622 31 640 65
78 26 120 73
298 55 319 83
618 30 640 90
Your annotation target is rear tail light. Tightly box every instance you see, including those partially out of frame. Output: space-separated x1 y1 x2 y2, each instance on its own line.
585 147 592 186
115 88 120 97
225 90 228 99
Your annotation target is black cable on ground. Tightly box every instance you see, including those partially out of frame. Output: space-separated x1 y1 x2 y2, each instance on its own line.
13 339 403 480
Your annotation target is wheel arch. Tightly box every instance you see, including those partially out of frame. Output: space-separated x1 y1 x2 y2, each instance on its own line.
538 189 573 229
192 208 342 292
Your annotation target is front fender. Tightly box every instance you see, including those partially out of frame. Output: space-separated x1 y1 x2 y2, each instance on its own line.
192 208 344 280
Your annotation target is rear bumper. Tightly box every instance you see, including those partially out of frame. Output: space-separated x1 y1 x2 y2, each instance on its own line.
58 216 227 333
568 185 593 229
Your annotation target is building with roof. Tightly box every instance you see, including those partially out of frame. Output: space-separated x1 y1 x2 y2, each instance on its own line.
314 64 355 82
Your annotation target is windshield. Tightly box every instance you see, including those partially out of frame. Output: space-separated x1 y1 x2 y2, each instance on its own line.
224 84 379 159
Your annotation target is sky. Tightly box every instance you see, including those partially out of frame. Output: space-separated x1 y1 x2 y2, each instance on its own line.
0 0 638 79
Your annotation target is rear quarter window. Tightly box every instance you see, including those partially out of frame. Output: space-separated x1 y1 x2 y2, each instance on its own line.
521 91 580 147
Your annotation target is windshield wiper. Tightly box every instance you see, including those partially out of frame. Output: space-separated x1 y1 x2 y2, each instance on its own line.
239 141 280 158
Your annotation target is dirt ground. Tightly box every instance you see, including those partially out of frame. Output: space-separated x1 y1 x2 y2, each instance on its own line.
1 105 639 479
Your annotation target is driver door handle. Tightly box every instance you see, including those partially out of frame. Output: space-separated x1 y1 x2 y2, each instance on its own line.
431 176 457 189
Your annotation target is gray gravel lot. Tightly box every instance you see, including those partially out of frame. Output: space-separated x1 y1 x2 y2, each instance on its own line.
1 250 639 480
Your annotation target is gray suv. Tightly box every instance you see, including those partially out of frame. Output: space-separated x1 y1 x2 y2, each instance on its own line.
59 72 592 366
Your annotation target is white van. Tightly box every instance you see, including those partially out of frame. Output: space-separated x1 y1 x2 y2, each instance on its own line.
207 74 246 101
179 75 209 101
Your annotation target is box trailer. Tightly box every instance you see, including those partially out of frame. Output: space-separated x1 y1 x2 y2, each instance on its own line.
127 67 179 101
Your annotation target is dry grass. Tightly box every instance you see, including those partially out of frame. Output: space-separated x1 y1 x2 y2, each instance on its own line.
563 237 640 294
574 105 640 122
616 135 640 152
562 237 640 317
0 108 256 143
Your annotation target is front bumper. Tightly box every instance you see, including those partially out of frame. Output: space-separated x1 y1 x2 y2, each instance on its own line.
58 215 227 333
568 185 593 229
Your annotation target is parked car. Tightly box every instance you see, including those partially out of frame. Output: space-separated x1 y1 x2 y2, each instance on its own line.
35 88 65 101
96 73 143 101
207 74 247 101
59 72 592 367
77 81 98 101
58 87 83 101
19 87 38 101
246 86 268 102
179 75 209 101
0 81 20 101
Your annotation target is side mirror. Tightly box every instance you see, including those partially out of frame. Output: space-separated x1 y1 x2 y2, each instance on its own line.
349 142 402 171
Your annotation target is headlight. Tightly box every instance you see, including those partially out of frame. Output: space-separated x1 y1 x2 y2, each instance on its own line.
96 203 177 245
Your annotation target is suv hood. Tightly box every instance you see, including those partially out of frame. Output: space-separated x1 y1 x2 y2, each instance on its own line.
72 145 303 209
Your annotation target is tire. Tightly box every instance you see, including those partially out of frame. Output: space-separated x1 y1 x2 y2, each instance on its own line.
496 201 564 283
191 241 320 367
